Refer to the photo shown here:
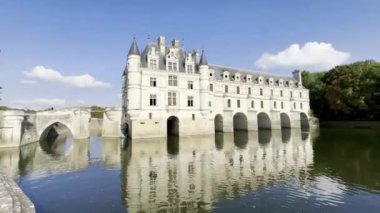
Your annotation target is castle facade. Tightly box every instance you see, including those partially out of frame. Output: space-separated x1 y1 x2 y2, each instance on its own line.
122 36 310 139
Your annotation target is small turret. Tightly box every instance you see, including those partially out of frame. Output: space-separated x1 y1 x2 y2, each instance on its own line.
128 38 140 56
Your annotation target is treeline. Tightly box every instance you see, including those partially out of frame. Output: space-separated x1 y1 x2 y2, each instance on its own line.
302 60 380 121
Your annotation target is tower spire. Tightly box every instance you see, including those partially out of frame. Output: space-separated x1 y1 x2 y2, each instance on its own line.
128 38 140 56
199 49 208 66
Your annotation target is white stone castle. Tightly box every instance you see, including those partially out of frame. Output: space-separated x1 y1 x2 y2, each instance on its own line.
122 36 311 139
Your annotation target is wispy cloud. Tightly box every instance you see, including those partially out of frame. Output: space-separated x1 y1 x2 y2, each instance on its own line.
24 66 112 88
20 79 37 84
255 42 350 71
13 98 66 106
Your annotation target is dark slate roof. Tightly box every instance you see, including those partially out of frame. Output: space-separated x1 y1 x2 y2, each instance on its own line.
209 65 300 87
128 39 140 56
199 50 208 66
140 43 197 73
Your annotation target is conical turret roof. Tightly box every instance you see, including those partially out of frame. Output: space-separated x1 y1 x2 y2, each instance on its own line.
199 50 208 66
128 38 140 56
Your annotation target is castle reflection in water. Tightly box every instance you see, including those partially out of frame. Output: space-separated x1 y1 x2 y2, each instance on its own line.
0 129 314 212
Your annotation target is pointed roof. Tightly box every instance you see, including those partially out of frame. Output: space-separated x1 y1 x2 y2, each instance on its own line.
128 38 140 56
199 50 208 66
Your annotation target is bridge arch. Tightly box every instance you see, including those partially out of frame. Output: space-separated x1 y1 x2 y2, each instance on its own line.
39 122 74 156
167 116 179 136
257 112 271 130
39 121 74 141
300 112 310 130
280 113 291 129
214 114 223 132
233 112 248 131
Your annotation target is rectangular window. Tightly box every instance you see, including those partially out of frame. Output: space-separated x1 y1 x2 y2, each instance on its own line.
261 101 264 109
187 64 193 72
209 84 213 91
168 62 173 71
168 75 177 86
150 77 157 87
227 99 231 108
290 91 293 98
274 101 277 109
300 92 302 98
225 85 228 93
149 112 152 119
280 90 283 97
187 96 193 107
260 88 263 96
248 87 251 95
237 100 240 108
192 114 195 120
208 101 212 107
271 89 274 96
251 100 254 108
237 86 240 94
149 59 157 69
150 94 157 106
300 102 303 109
168 92 177 106
173 62 177 71
294 102 296 109
188 81 193 89
281 102 284 109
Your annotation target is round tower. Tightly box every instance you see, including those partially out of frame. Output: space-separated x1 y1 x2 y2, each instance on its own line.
199 50 210 117
126 38 141 118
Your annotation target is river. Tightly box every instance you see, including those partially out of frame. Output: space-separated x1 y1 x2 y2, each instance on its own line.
0 128 379 212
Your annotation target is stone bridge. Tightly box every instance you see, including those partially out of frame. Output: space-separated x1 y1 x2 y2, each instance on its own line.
0 107 123 148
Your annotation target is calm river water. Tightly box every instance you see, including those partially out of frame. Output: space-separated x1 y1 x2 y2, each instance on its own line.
1 128 380 212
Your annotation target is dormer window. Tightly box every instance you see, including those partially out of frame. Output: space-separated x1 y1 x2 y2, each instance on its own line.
258 76 264 84
149 59 158 69
279 79 284 86
223 71 230 81
166 48 178 71
234 73 241 82
269 78 274 85
186 64 193 73
185 53 195 73
288 80 293 87
246 75 252 82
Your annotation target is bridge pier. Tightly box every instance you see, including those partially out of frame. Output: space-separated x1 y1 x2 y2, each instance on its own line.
102 107 122 138
0 110 25 148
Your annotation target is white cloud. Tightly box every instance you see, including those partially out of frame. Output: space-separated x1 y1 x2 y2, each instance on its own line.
255 42 350 71
24 66 111 88
20 79 37 84
13 98 66 106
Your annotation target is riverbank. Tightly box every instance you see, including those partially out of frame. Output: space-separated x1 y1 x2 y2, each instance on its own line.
320 121 380 129
0 169 35 212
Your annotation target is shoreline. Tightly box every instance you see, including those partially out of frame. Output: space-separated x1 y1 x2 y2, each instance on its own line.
0 169 35 213
319 121 380 129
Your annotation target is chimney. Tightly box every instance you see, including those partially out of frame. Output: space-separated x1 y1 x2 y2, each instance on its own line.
158 36 165 46
292 70 302 83
172 39 180 48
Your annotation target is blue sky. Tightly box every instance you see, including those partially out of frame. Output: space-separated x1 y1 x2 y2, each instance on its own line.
1 0 379 109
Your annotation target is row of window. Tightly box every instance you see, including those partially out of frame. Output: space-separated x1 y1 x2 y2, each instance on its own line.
150 76 305 99
147 112 197 120
150 93 304 110
148 59 195 73
226 99 304 110
150 92 195 107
